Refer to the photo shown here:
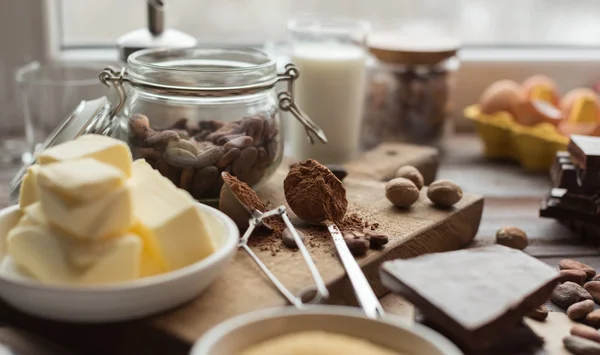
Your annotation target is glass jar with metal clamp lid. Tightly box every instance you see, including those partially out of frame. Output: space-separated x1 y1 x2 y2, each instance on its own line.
9 48 327 204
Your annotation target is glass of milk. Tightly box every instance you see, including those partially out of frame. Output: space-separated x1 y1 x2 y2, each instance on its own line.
287 17 370 164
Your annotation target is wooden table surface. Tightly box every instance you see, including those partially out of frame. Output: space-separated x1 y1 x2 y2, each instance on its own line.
0 134 592 354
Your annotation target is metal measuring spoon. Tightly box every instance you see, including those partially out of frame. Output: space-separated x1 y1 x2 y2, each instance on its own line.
218 172 329 306
283 162 385 319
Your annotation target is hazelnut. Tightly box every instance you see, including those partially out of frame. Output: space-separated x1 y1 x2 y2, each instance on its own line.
394 165 424 190
495 226 528 250
385 178 419 208
427 180 462 207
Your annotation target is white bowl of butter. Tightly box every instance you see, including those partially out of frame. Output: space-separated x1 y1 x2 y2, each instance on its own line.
191 306 462 355
0 135 238 322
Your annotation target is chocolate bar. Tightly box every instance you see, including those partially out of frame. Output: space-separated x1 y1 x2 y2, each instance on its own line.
552 188 600 215
550 151 600 192
568 135 600 171
540 196 600 227
550 154 578 190
380 245 558 352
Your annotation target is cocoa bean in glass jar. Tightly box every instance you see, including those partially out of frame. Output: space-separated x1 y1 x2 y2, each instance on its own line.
100 48 326 202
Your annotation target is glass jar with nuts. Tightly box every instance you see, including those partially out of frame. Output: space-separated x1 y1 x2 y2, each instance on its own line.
99 48 327 201
361 32 460 149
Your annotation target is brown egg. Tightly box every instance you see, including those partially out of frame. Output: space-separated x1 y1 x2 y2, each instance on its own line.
515 100 563 126
479 80 522 117
560 88 600 119
558 121 598 137
520 75 560 105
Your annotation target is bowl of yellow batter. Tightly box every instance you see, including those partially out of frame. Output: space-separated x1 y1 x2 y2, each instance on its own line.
190 306 462 355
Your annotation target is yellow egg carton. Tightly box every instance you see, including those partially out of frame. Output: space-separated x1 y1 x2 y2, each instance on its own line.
464 105 568 171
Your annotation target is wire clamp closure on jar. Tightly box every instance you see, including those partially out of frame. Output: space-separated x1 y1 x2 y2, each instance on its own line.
99 63 328 145
239 205 329 308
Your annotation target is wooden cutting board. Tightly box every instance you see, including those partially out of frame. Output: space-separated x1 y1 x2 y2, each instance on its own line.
0 142 483 355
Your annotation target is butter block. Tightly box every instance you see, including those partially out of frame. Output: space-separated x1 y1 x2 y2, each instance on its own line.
39 183 134 240
568 97 598 124
37 135 132 177
79 234 141 285
7 225 72 284
19 165 40 210
16 202 47 228
7 226 142 285
129 160 215 271
37 158 126 205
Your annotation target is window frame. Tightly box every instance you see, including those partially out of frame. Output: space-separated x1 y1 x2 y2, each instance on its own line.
8 0 600 132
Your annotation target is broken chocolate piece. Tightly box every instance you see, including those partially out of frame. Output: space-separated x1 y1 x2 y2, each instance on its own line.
380 245 558 352
568 135 600 171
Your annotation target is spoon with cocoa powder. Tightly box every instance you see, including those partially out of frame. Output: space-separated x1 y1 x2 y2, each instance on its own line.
284 160 385 319
219 172 329 306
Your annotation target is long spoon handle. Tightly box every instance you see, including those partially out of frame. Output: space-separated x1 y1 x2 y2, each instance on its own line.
326 221 385 319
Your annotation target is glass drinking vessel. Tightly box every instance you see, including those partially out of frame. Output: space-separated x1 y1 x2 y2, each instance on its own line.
287 17 370 164
15 61 112 162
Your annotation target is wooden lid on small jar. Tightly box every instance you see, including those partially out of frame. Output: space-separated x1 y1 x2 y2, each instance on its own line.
367 31 460 66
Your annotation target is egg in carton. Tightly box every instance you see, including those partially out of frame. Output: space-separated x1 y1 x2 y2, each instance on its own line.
465 75 600 171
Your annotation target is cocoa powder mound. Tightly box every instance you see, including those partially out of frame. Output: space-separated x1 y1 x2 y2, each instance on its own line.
222 172 285 241
284 159 348 224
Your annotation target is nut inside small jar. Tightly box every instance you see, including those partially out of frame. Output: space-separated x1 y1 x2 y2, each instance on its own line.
127 111 281 200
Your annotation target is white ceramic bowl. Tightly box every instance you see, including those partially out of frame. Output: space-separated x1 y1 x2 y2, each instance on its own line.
191 306 463 355
0 203 238 323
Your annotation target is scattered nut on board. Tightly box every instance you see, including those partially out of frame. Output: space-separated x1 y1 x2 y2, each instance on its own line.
427 179 463 207
343 233 369 256
394 165 424 190
385 178 419 208
495 226 529 250
281 228 305 249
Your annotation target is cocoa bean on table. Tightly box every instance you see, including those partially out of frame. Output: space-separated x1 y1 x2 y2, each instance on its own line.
584 281 600 303
560 259 596 279
525 304 548 321
571 324 600 343
551 283 584 309
568 300 595 320
559 269 588 286
563 335 600 354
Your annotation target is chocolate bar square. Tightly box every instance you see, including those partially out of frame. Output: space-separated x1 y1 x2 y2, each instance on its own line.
555 189 600 215
568 135 600 171
380 245 558 352
540 196 600 227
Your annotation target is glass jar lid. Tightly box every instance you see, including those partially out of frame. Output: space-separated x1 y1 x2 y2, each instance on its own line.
124 47 280 96
367 31 460 66
9 96 117 201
